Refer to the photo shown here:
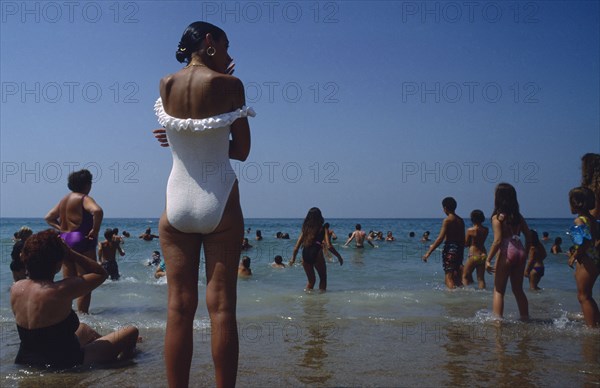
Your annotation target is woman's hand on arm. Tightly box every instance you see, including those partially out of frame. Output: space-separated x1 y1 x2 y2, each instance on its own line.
59 247 108 299
153 128 170 147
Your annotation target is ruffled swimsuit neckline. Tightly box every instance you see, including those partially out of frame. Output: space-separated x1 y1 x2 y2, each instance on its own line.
154 97 255 132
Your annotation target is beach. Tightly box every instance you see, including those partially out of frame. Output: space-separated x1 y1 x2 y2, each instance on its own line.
1 217 598 387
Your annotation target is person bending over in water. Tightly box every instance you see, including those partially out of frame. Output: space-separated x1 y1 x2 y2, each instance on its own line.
525 230 547 291
486 183 531 320
45 169 103 314
290 208 343 292
423 197 466 289
462 210 489 289
10 230 139 369
567 187 600 327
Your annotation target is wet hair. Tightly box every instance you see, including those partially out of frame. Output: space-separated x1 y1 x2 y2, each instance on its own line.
492 183 522 226
530 230 540 246
554 237 562 245
145 227 151 234
241 256 251 268
542 232 549 237
355 224 362 230
21 230 66 281
274 255 283 264
104 228 115 240
324 222 330 229
282 233 290 239
276 232 282 238
442 197 457 212
301 207 324 248
153 251 160 256
256 230 262 237
409 232 415 237
424 231 430 235
176 21 226 64
470 210 485 224
569 186 595 212
67 169 92 192
123 231 130 237
113 228 119 235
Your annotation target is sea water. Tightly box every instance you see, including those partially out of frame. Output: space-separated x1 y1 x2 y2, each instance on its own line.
0 218 598 387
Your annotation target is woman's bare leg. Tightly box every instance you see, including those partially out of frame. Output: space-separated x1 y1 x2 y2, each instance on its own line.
493 258 510 318
314 256 328 291
475 264 486 289
76 322 102 346
83 326 139 365
575 259 600 327
509 261 529 320
202 183 243 388
77 249 97 313
302 262 316 290
462 259 475 286
160 213 202 388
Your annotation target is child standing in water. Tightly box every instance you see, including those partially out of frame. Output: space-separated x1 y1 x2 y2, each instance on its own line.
422 197 465 289
567 187 600 327
486 183 531 320
462 210 489 289
525 230 547 290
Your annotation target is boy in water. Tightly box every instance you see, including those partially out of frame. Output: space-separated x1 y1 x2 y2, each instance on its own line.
422 197 466 289
344 224 375 248
98 228 125 280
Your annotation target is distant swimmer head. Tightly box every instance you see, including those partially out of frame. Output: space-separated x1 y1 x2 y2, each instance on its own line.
470 210 485 225
442 197 457 212
274 255 283 264
569 186 595 212
22 230 67 281
176 21 232 74
409 232 415 237
67 169 93 193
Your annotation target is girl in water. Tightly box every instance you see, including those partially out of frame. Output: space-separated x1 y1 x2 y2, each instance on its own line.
525 230 547 290
462 210 489 289
290 208 343 291
567 187 600 327
486 183 531 320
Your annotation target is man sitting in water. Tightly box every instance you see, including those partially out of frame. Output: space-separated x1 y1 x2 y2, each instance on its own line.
238 256 252 278
422 197 466 289
344 224 375 248
271 255 286 268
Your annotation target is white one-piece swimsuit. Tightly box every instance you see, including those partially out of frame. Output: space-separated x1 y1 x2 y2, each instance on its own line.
154 98 255 234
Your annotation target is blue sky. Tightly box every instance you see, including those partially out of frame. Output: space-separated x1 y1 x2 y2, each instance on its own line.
1 1 599 219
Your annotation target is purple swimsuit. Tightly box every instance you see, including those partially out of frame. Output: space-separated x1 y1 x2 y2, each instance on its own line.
60 195 97 253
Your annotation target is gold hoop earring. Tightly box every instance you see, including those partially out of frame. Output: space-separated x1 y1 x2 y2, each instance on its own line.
207 46 216 56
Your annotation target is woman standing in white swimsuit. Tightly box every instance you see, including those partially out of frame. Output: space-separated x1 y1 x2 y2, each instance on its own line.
153 22 253 387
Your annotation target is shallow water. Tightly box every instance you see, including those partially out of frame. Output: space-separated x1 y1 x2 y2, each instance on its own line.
1 218 598 387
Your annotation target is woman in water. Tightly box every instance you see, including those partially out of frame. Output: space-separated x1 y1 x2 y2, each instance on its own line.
45 169 103 313
290 207 343 291
462 210 489 289
486 183 531 320
152 22 253 387
525 230 547 290
10 230 138 369
567 187 600 327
